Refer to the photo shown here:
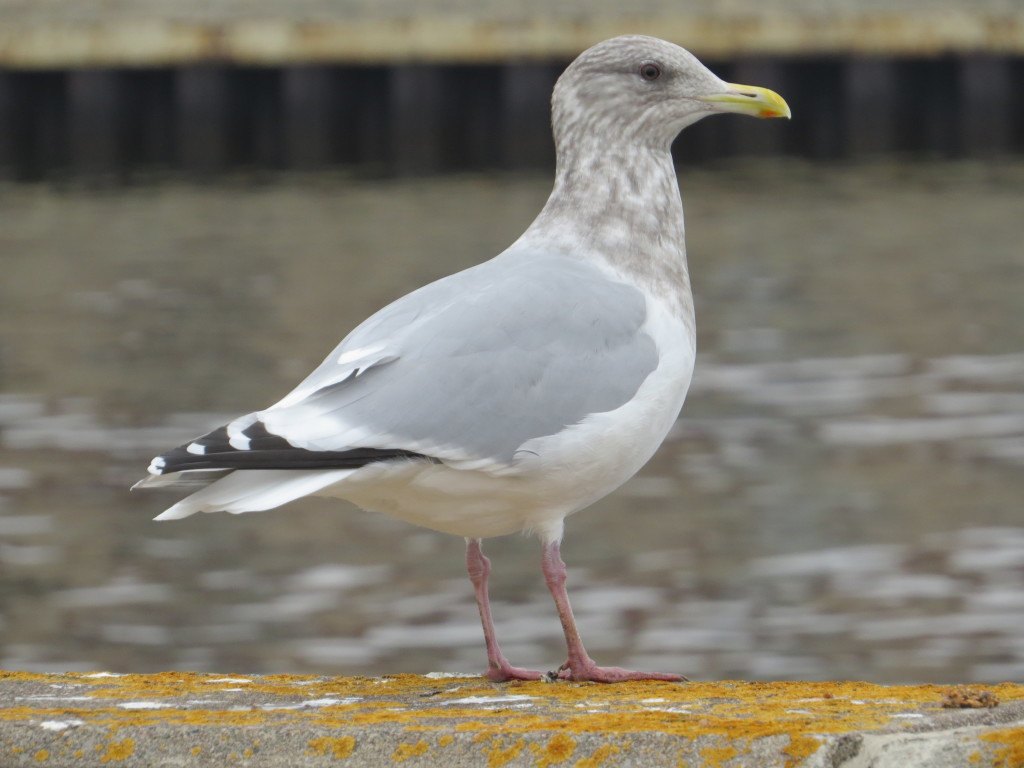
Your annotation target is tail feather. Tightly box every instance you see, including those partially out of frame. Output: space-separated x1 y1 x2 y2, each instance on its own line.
152 469 354 520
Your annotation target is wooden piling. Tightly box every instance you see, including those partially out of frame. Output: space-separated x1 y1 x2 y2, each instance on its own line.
500 63 559 170
176 65 229 175
0 72 15 177
389 65 445 175
67 69 122 177
959 55 1013 156
844 58 900 156
282 66 335 170
128 70 176 174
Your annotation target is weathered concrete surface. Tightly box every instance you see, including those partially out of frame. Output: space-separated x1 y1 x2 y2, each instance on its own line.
1 671 1023 766
0 1 1023 66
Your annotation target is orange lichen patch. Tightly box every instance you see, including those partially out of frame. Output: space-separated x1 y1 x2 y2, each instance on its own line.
307 736 356 760
391 739 429 762
438 734 454 747
783 734 822 767
99 738 135 762
0 672 53 684
941 686 999 708
573 742 620 768
34 749 49 762
535 733 577 767
455 720 506 732
980 727 1024 768
699 744 739 768
479 735 525 767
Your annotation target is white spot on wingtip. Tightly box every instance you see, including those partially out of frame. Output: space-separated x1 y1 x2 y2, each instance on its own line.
228 434 252 450
186 442 206 455
226 414 257 450
227 414 257 439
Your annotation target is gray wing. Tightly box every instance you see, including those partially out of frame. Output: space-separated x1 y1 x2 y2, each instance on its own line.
165 249 658 469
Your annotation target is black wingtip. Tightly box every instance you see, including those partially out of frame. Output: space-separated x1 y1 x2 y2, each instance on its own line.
154 421 438 473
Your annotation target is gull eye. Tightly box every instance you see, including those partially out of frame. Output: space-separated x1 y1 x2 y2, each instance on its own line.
639 63 661 81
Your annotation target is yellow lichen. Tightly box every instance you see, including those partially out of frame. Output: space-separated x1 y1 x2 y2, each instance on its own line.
392 739 429 762
307 736 356 760
99 738 135 763
0 672 52 683
574 742 620 767
34 749 49 762
191 746 202 756
536 733 577 767
700 744 738 768
980 726 1024 768
482 735 525 767
783 734 822 766
438 734 454 747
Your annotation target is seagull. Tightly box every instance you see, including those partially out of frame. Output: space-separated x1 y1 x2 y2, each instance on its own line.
137 35 790 683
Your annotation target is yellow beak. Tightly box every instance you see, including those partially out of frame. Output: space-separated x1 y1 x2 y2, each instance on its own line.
698 83 792 119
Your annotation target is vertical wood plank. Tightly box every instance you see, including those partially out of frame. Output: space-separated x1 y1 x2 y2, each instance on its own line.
283 66 334 170
389 65 444 175
959 55 1011 156
67 69 122 177
0 71 15 178
844 57 898 156
500 63 558 170
176 65 228 175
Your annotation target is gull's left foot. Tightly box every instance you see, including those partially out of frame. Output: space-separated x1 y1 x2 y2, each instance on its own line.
557 660 687 683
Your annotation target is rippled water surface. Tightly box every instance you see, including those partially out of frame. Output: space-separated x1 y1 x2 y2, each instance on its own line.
1 160 1023 683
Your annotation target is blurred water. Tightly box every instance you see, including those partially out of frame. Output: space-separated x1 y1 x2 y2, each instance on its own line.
1 160 1023 683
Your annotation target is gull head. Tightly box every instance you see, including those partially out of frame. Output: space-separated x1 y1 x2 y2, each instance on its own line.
552 35 791 152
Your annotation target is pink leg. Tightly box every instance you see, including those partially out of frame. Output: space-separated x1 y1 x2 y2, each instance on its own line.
541 540 685 683
466 538 542 682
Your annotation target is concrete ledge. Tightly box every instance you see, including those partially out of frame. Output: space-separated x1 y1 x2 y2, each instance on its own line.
2 671 1023 766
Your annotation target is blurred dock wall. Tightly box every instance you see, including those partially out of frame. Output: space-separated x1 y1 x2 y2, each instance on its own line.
0 4 1022 178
